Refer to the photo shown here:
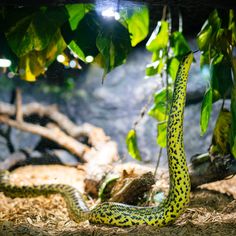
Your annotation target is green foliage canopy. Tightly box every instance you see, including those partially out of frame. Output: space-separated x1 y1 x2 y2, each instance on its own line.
0 4 149 81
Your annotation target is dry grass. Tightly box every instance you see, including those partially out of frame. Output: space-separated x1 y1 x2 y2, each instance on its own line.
1 165 236 236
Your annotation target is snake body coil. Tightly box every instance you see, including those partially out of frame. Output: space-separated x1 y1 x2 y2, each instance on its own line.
0 52 193 227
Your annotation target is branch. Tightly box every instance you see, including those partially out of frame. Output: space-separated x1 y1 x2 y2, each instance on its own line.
0 102 109 146
15 88 23 122
0 115 89 161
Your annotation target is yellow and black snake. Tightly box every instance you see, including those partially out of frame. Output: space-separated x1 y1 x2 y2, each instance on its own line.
0 52 193 227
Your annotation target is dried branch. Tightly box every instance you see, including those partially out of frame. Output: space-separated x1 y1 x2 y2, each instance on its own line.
0 102 108 145
0 115 89 161
15 88 23 122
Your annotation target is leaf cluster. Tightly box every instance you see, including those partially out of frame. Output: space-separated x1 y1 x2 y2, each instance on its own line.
126 18 191 160
146 20 190 148
0 4 149 81
126 9 236 162
197 10 236 158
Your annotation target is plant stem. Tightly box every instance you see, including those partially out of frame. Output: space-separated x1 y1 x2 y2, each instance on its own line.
229 44 236 85
154 147 162 176
231 57 236 86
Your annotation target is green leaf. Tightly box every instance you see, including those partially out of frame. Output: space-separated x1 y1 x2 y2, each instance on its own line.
197 24 212 51
18 30 66 81
98 173 119 201
68 40 85 61
126 129 142 161
170 32 190 57
121 6 149 47
1 7 37 32
208 10 221 31
5 7 68 57
96 20 131 75
231 87 236 158
200 52 211 67
212 53 224 65
211 59 233 99
167 57 179 80
200 88 213 134
145 59 164 76
210 109 232 155
73 11 100 57
146 21 169 52
148 88 172 121
229 10 236 45
0 33 18 72
157 122 167 148
66 4 93 31
197 10 222 52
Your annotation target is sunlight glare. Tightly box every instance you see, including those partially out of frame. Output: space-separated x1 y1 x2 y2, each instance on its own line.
85 56 94 63
57 54 65 63
7 72 15 78
69 60 77 68
101 8 120 20
0 59 11 67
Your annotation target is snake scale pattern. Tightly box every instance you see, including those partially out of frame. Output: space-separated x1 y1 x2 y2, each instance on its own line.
0 52 193 227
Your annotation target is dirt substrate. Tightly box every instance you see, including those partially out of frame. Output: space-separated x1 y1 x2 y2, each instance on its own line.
1 165 236 236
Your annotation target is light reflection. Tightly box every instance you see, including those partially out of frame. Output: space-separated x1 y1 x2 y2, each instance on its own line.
57 54 65 63
201 65 210 81
101 8 120 20
85 55 94 63
7 72 15 78
0 59 11 68
69 60 77 68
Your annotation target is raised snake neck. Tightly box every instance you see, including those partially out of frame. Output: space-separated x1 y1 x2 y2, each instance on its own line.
0 52 193 227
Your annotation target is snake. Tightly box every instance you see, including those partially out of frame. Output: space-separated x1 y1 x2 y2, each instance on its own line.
0 52 193 227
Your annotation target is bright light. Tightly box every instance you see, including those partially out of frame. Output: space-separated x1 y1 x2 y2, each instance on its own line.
57 54 65 63
69 60 77 68
7 72 15 78
0 59 11 68
201 65 210 80
101 8 120 20
114 12 121 20
85 55 94 63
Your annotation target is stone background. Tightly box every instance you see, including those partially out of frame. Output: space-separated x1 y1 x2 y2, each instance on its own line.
0 43 228 167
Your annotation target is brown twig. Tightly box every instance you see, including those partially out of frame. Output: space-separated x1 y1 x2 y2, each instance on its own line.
0 115 89 161
15 88 23 122
0 101 109 146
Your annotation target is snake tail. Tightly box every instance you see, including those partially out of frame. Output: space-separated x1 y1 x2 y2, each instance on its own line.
0 171 89 222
